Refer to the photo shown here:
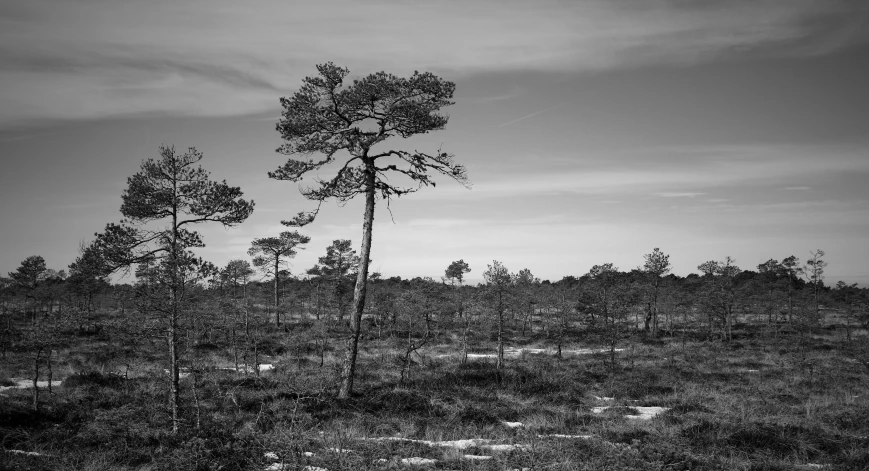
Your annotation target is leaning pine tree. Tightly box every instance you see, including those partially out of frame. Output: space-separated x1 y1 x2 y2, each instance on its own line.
89 145 254 432
271 63 469 398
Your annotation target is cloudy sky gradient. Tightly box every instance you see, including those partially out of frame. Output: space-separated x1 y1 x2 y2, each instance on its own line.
2 0 868 284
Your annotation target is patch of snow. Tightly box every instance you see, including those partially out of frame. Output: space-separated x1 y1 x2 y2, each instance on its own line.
436 439 488 449
512 348 548 355
264 452 279 461
162 369 191 378
369 437 524 452
266 465 327 471
465 353 497 359
745 369 759 373
565 348 626 355
303 451 315 457
5 449 46 457
464 455 492 460
540 434 593 439
371 437 487 450
485 444 527 452
441 346 625 361
591 406 668 420
593 395 615 401
327 447 354 453
400 457 438 465
0 380 62 391
216 364 275 374
502 421 524 428
625 407 669 420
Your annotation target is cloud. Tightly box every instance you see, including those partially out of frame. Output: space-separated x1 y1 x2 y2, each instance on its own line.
653 192 707 198
782 186 812 190
497 103 566 128
1 0 867 126
410 142 869 200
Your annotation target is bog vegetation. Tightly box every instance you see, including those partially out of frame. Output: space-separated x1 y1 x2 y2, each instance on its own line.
2 64 868 471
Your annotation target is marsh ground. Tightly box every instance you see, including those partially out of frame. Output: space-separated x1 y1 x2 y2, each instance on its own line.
2 311 868 471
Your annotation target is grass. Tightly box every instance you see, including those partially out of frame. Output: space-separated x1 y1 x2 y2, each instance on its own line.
1 308 868 470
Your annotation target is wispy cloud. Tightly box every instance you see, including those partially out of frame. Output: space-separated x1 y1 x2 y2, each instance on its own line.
0 130 53 142
409 142 869 200
471 92 519 104
653 191 707 198
497 103 566 128
1 0 867 126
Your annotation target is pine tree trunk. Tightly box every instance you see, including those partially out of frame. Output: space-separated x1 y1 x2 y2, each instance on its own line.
169 312 180 433
338 161 375 399
274 259 280 326
497 291 505 371
461 318 469 365
169 192 181 434
31 347 42 412
192 368 201 430
47 349 53 395
651 278 659 337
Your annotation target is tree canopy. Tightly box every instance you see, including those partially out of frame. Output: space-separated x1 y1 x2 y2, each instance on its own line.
270 62 469 227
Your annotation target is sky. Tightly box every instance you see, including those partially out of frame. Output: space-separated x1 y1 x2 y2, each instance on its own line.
1 0 868 285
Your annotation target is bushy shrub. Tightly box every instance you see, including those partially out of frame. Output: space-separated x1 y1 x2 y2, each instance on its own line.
62 371 125 389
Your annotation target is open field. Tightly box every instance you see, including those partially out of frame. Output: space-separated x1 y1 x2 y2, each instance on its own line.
2 302 868 471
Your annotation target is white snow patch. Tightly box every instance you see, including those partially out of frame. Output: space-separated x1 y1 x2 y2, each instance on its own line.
265 465 326 471
368 436 525 452
5 449 46 457
540 434 593 439
215 364 274 374
400 457 438 465
465 353 497 359
502 421 524 428
593 395 615 401
592 406 669 420
514 348 548 355
443 347 624 361
464 455 492 460
370 437 486 450
438 439 488 449
162 369 191 378
565 348 626 355
264 452 279 461
0 380 62 391
485 443 526 452
327 447 354 453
